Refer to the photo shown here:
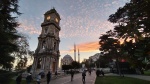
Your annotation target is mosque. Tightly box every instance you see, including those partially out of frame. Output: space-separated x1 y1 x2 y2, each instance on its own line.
61 44 80 67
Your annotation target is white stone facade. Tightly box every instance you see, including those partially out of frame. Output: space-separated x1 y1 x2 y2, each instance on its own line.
31 9 61 76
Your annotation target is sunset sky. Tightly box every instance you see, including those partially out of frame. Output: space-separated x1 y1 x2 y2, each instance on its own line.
17 0 129 62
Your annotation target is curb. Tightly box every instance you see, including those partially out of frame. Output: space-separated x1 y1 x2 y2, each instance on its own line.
92 77 96 84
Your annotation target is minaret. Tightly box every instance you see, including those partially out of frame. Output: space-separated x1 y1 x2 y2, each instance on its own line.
74 43 76 61
78 49 80 63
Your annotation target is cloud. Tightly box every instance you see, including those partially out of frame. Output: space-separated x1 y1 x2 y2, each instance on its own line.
69 41 100 52
60 15 115 39
18 19 41 35
60 50 70 54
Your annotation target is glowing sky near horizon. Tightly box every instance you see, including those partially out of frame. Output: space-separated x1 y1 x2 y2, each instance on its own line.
17 0 129 62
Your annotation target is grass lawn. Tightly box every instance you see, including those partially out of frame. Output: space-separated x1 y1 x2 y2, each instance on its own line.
9 79 36 84
95 76 150 84
144 70 150 76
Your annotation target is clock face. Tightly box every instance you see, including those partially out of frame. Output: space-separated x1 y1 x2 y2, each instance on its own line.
46 16 51 20
55 18 58 22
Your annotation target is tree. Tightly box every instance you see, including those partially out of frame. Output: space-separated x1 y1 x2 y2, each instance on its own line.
99 0 150 73
0 0 21 70
71 61 80 69
62 65 72 71
14 36 33 70
81 59 90 69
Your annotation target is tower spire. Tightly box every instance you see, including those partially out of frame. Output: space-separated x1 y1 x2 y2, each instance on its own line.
74 43 76 61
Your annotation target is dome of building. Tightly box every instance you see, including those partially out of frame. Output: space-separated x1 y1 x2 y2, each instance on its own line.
61 54 73 65
63 54 73 60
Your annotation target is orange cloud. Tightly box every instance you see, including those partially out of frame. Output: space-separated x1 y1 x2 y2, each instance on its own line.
60 50 70 54
69 41 100 52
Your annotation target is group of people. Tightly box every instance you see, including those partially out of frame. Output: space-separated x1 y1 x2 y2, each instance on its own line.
16 73 33 84
16 69 104 84
70 69 104 83
69 69 86 83
96 69 104 77
16 71 53 84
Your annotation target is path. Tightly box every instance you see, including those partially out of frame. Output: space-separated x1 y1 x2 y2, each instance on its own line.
43 71 96 84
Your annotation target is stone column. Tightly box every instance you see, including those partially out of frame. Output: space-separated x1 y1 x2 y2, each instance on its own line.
43 57 46 70
41 57 44 71
46 57 50 72
55 58 59 72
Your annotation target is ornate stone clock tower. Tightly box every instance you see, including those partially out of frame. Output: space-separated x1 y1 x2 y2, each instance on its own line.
31 8 61 75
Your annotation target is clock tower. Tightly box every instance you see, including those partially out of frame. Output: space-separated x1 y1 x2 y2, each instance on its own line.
31 8 61 76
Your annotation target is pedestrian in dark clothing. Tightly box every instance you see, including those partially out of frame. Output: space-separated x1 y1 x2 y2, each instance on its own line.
70 70 74 81
100 70 104 76
96 69 100 77
16 74 22 84
36 73 41 84
82 70 86 83
89 69 91 75
55 71 58 78
47 71 51 84
26 73 33 84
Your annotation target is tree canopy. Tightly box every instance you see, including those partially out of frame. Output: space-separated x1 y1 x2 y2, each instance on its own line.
99 0 150 69
0 0 21 70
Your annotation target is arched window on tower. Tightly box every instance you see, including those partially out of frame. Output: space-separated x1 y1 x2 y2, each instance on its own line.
42 41 46 49
45 27 48 34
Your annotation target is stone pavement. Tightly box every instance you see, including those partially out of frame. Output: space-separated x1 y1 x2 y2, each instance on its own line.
42 71 96 84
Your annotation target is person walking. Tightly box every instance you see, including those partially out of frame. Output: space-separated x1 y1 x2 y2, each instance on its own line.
26 73 33 84
100 70 105 76
46 71 52 84
36 73 41 84
96 69 100 77
70 70 74 81
16 74 22 84
55 71 58 78
89 69 91 75
82 70 86 83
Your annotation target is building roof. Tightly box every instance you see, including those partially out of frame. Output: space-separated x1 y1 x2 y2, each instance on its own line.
63 54 73 60
44 8 61 19
45 8 57 15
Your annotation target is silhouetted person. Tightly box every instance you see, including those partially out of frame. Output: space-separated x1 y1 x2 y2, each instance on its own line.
96 69 100 77
47 71 51 84
36 73 41 84
89 69 91 75
26 73 33 84
16 74 22 84
82 70 86 83
100 70 104 76
70 70 74 81
55 71 58 78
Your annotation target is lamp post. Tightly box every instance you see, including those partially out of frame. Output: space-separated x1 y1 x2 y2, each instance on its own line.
116 50 121 76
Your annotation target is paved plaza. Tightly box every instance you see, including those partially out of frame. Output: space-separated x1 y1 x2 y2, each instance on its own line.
43 71 96 84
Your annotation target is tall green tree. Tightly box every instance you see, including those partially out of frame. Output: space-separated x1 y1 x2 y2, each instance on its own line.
0 0 21 70
71 61 80 69
99 0 150 71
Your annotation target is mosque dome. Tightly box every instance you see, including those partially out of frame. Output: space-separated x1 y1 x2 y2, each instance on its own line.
61 54 73 65
63 54 73 60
